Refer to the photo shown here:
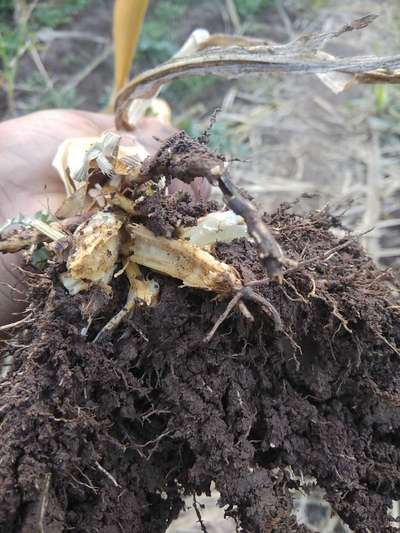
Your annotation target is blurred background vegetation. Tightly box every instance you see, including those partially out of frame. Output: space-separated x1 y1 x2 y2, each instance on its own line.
0 0 273 118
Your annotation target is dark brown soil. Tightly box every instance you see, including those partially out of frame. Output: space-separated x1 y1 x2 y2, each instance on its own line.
1 200 400 532
138 190 220 237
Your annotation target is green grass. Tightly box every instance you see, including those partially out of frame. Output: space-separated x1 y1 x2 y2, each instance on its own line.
31 0 90 30
136 0 189 65
164 76 219 105
308 0 328 9
373 85 389 115
234 0 270 18
137 0 272 66
0 0 90 115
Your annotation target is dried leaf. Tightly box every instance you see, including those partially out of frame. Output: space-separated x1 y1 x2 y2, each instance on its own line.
52 137 97 195
0 214 65 242
125 260 159 306
56 184 88 218
52 134 149 197
114 143 149 178
115 15 400 129
103 187 139 214
0 234 36 253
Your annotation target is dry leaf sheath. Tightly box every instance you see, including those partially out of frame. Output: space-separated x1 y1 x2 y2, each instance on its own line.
115 15 400 129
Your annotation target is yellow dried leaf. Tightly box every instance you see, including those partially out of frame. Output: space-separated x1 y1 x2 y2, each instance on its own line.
115 17 400 129
52 137 97 195
124 28 209 126
103 187 139 214
56 184 88 218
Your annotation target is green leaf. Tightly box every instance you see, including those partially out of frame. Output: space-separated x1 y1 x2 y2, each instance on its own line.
234 0 270 18
31 245 51 270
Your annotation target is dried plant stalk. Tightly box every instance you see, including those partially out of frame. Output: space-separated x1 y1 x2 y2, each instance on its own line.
60 212 123 295
94 260 159 341
124 223 242 293
115 15 400 129
0 235 36 253
103 188 139 214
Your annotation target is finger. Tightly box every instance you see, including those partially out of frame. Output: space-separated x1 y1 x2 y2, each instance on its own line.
116 117 176 154
0 110 115 218
71 110 115 133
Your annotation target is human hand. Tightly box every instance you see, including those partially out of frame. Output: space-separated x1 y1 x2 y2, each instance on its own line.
0 109 208 326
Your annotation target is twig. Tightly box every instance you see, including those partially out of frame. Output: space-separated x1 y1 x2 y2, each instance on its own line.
376 333 400 357
93 289 136 343
75 466 98 494
218 174 284 281
95 461 120 488
205 286 282 342
37 28 108 44
69 472 97 494
192 493 209 533
141 131 285 280
204 292 242 342
276 0 295 39
0 313 34 332
374 247 400 258
38 473 51 533
27 39 53 90
14 0 39 24
242 288 282 330
238 300 254 321
198 107 221 145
